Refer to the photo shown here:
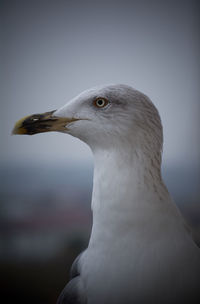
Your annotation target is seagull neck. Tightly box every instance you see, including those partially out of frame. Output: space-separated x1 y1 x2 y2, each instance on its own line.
91 147 169 216
88 148 171 246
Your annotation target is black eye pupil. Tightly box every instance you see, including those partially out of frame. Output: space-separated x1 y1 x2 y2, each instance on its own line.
98 100 103 106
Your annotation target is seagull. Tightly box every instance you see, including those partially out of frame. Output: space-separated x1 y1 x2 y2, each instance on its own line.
13 84 200 304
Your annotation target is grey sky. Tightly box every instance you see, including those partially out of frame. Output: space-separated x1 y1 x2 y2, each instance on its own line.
1 0 200 167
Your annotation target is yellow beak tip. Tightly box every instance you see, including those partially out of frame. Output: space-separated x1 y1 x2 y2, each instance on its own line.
12 115 30 135
12 127 27 135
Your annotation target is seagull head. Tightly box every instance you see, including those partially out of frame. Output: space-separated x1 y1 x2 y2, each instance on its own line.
13 84 163 156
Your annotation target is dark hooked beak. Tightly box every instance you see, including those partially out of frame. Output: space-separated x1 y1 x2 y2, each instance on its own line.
12 110 79 135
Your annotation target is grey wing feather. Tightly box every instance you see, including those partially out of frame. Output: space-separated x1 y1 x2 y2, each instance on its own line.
56 277 86 304
70 252 84 279
57 251 87 304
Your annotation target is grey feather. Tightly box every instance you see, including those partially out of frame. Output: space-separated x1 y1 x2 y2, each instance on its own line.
57 252 87 304
56 277 86 304
70 252 84 279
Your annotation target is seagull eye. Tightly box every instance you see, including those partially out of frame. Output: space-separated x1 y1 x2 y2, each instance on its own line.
93 98 109 108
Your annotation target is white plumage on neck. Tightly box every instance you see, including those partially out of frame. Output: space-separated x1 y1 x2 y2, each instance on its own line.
81 147 199 304
91 146 168 218
89 144 183 256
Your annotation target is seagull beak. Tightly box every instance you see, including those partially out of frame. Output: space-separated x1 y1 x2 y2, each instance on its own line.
12 110 79 135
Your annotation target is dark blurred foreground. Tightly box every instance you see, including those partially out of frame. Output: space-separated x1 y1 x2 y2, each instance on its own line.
0 162 199 303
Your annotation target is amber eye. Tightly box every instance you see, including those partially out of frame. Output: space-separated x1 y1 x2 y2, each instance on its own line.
93 98 109 108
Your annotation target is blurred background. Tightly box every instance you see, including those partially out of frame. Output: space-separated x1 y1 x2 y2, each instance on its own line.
1 0 200 303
